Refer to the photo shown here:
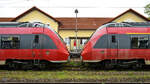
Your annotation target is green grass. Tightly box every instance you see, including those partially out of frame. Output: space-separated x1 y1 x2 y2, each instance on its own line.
0 70 149 80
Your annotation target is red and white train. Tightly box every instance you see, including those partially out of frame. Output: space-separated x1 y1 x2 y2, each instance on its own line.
81 22 150 69
0 22 69 69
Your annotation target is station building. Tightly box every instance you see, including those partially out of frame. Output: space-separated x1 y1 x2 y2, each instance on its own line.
0 6 149 51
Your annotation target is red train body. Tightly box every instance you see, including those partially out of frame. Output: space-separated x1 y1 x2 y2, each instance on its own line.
81 22 150 68
0 22 69 69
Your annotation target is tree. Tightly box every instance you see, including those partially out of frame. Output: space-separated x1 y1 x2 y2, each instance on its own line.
144 3 150 17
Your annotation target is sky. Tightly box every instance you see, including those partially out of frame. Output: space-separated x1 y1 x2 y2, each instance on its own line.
0 0 150 18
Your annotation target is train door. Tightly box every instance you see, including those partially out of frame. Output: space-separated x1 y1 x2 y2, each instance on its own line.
117 34 130 59
108 34 118 59
32 34 42 65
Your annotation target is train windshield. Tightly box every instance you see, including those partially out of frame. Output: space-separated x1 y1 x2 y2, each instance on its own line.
83 24 108 45
89 24 107 40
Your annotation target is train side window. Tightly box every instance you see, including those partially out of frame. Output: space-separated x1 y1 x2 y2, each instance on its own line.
1 36 20 49
20 35 33 49
112 35 116 43
131 36 148 49
131 37 138 48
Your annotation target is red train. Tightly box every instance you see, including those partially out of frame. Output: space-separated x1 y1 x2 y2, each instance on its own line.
81 22 150 69
0 22 69 69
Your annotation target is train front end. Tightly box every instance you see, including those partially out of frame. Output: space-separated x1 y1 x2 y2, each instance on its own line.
44 26 70 63
81 24 108 63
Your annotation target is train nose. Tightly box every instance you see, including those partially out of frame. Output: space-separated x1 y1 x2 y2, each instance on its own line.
81 43 92 61
63 46 70 56
81 49 89 58
62 49 69 56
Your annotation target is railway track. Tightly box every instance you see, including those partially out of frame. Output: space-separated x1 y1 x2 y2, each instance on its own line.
1 64 150 71
0 65 85 71
1 65 150 83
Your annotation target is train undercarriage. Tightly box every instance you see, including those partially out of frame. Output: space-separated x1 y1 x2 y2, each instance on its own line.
85 59 145 69
2 58 147 70
5 59 63 70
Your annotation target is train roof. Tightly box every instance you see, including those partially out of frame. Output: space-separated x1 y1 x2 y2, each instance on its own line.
104 22 150 27
0 22 48 28
0 22 59 35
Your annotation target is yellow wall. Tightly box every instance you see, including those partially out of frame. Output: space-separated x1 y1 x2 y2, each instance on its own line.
113 12 147 22
59 30 95 50
16 10 59 32
59 30 95 39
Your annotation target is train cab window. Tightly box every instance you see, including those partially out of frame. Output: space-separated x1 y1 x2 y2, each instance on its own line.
1 36 20 49
93 35 107 48
42 35 57 49
131 36 148 49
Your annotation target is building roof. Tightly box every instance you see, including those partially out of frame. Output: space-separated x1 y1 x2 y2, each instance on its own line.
56 17 113 30
11 6 61 24
0 8 149 30
0 18 13 22
0 17 113 30
108 8 150 22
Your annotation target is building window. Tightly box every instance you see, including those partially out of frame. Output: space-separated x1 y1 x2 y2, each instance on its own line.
131 36 148 49
81 39 88 45
1 36 20 49
64 38 70 46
